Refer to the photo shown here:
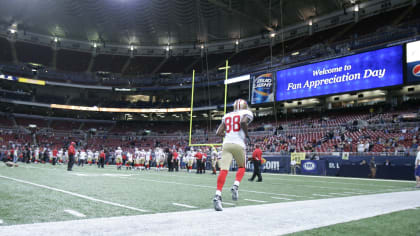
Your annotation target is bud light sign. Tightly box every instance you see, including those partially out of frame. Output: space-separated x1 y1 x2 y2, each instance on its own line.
406 40 420 84
251 73 274 104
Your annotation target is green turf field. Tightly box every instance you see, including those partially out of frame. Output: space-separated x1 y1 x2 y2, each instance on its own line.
0 163 418 234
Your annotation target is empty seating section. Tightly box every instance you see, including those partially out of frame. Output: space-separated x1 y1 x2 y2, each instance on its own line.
57 49 91 72
0 115 14 128
158 56 198 74
92 54 129 73
15 117 48 128
0 37 12 63
50 120 81 131
15 42 53 66
124 56 164 75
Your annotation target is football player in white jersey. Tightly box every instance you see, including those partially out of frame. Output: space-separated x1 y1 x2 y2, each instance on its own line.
156 148 165 171
87 149 93 165
57 148 63 164
186 148 194 173
115 147 123 170
154 148 161 171
213 98 253 211
126 151 133 170
94 150 100 167
145 149 152 170
141 149 147 170
79 150 87 167
134 148 140 170
34 147 40 164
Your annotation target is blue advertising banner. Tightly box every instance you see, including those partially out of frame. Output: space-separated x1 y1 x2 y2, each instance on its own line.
276 46 403 101
301 160 326 175
406 40 420 84
232 155 290 173
251 73 274 104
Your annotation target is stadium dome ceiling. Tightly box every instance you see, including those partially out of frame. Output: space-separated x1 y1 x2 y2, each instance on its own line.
0 0 367 47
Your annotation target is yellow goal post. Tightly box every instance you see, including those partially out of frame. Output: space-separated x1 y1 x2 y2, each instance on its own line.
188 60 230 147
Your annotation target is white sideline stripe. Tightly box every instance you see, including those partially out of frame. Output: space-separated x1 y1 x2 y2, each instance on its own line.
222 202 236 206
64 210 86 218
271 197 292 201
312 194 334 197
0 175 148 213
343 192 362 194
244 199 267 203
172 203 197 209
328 193 350 196
1 191 420 236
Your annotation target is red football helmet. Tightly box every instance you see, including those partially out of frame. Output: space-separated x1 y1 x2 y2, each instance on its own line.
233 99 248 111
71 142 76 146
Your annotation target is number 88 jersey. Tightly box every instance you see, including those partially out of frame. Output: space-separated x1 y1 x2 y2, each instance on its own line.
221 109 253 148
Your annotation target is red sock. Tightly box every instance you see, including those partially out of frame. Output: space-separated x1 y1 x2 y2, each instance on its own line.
235 167 245 183
217 170 228 191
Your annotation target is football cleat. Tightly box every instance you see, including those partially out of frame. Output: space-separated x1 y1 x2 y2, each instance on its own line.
231 185 239 201
213 195 223 211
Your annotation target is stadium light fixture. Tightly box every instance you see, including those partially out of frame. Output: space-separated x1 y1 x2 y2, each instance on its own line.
166 45 170 51
269 32 276 38
130 45 134 51
308 19 313 26
9 29 16 34
235 39 239 45
54 37 58 43
93 43 97 48
291 51 300 56
354 4 359 12
224 74 250 85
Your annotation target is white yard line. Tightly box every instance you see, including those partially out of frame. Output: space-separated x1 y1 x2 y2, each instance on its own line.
328 193 350 196
312 194 335 197
271 197 292 201
1 191 419 236
64 210 86 218
0 175 149 213
244 199 267 203
172 203 197 209
222 202 236 206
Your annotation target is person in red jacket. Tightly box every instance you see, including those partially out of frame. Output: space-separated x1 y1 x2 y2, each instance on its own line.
173 149 179 172
52 148 58 166
99 150 105 168
249 144 263 182
195 150 203 174
67 142 76 171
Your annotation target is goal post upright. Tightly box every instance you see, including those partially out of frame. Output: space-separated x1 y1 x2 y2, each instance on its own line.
188 69 195 146
188 60 229 147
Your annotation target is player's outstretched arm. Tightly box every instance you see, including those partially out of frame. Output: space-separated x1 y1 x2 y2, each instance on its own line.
216 123 226 137
241 117 250 139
